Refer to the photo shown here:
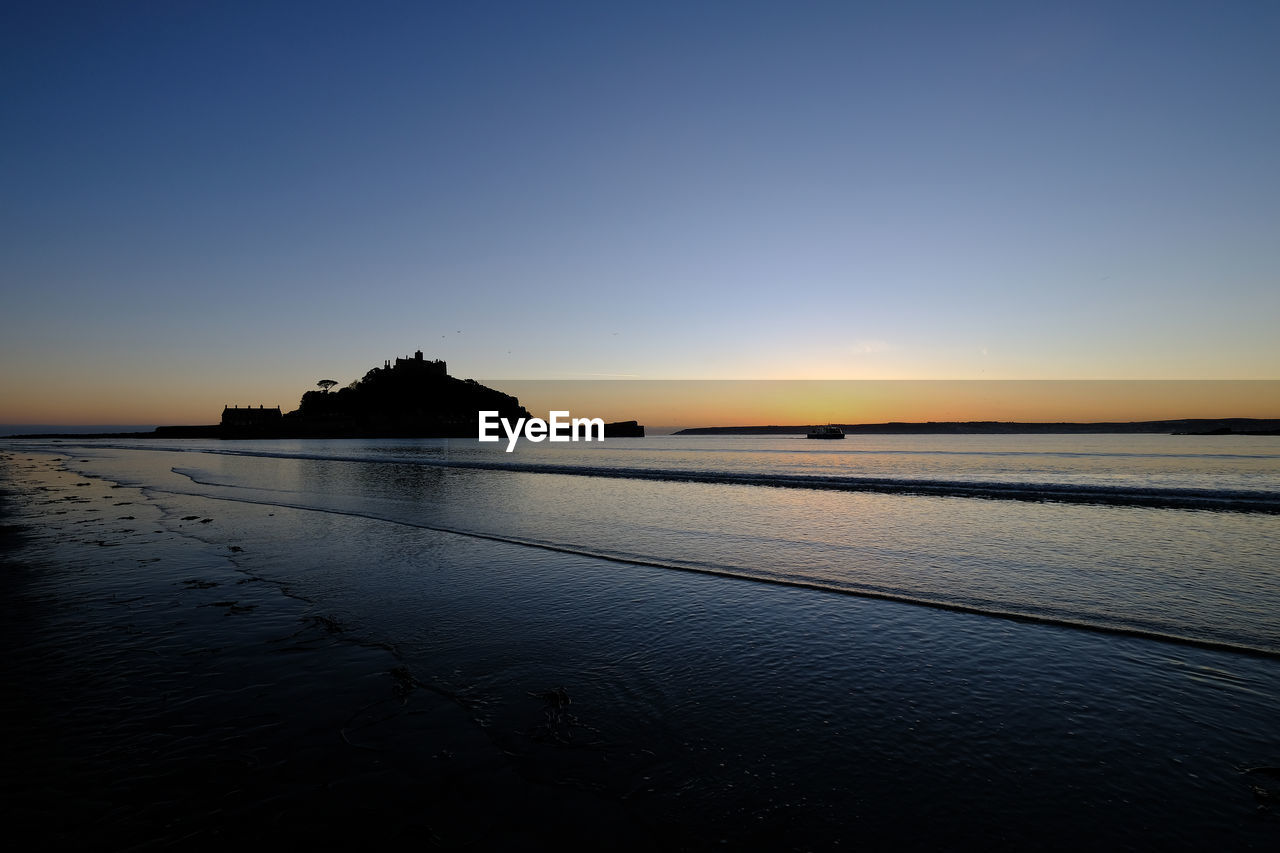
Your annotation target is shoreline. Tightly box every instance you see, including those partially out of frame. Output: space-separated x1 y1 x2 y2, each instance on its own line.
0 451 674 847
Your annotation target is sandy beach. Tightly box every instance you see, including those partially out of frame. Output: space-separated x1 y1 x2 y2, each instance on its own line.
0 451 672 848
4 446 1279 850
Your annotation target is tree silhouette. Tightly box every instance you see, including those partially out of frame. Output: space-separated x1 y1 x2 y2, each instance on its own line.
317 379 338 393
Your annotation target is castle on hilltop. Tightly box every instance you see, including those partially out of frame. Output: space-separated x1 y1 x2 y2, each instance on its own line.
384 350 446 376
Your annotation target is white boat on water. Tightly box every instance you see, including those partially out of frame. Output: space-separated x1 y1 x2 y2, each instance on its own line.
806 424 845 439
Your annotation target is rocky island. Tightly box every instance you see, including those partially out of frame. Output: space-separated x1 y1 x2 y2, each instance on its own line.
225 352 645 439
12 352 644 440
221 351 532 439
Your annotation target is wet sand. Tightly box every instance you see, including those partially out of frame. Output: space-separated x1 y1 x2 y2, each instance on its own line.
0 452 672 848
5 448 1280 850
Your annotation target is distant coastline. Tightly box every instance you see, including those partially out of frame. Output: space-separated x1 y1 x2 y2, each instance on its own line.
675 419 1280 436
2 425 222 440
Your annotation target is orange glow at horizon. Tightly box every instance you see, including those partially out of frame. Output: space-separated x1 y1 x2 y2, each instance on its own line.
490 380 1280 429
1 375 295 427
3 379 1277 431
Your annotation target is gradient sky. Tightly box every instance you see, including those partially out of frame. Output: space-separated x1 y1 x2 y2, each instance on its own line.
3 1 1278 425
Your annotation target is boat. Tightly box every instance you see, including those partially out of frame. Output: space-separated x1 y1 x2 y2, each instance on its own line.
806 424 845 439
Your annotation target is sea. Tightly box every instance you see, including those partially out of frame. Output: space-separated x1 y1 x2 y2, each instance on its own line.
6 433 1280 848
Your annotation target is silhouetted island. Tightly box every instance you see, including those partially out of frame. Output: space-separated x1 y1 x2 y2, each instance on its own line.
10 352 644 440
222 352 533 439
675 419 1280 436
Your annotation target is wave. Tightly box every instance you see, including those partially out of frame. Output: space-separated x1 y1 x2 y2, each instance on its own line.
577 445 1280 461
161 465 1280 659
422 460 1280 512
16 439 1279 511
190 451 1278 513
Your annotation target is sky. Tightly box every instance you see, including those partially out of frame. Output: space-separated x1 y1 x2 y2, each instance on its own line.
2 1 1278 426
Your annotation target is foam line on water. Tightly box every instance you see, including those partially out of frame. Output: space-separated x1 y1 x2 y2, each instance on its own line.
19 440 1279 512
138 446 1279 513
153 465 1280 660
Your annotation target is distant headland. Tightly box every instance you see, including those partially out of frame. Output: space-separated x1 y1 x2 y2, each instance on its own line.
7 351 645 440
675 419 1280 436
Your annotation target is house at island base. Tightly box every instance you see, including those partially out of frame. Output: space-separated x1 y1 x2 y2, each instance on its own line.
221 404 282 437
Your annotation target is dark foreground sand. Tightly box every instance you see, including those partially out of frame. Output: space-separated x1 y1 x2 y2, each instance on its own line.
5 449 1279 851
0 452 673 849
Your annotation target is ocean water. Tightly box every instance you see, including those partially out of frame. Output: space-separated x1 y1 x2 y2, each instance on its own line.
9 433 1280 847
39 433 1280 653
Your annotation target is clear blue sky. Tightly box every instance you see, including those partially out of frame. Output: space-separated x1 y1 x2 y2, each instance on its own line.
2 1 1277 423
